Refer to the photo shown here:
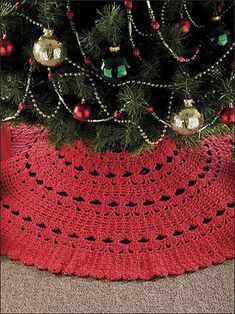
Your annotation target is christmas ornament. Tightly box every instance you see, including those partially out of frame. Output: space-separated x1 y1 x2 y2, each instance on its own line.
132 47 141 57
178 17 191 33
0 35 14 57
113 111 120 119
151 20 160 31
177 56 185 63
147 105 154 113
14 1 22 9
73 100 92 121
170 99 204 136
18 102 26 111
209 19 230 47
231 60 235 72
101 47 130 82
33 28 66 67
124 0 132 9
219 105 234 126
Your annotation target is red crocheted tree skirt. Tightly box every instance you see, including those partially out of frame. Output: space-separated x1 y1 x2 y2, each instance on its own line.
1 125 234 280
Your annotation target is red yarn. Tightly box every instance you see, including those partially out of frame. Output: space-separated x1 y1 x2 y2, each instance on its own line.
0 125 234 280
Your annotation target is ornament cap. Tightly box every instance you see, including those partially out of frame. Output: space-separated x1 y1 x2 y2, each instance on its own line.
109 46 120 53
184 99 194 108
211 15 221 21
43 28 54 38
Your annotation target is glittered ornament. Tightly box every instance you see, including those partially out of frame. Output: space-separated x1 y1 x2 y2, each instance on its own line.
73 100 92 121
0 35 14 57
33 28 66 67
101 47 130 82
170 99 204 136
178 18 191 33
219 105 234 126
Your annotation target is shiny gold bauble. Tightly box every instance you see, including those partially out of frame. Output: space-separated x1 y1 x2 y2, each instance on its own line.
170 99 204 136
33 28 66 67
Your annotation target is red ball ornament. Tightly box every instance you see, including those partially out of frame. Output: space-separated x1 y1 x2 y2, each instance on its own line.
18 102 26 111
66 10 74 20
219 106 234 126
151 20 160 31
84 56 92 65
0 35 14 57
132 47 141 57
147 105 154 113
48 72 53 80
124 0 132 9
28 57 34 66
178 18 191 33
177 56 185 63
113 111 120 119
231 60 235 72
73 101 92 121
217 5 224 14
14 1 22 9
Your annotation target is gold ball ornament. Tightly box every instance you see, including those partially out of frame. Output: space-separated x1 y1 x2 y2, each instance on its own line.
170 99 204 136
33 28 66 67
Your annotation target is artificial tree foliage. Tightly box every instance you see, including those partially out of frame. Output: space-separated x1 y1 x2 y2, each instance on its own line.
0 0 234 153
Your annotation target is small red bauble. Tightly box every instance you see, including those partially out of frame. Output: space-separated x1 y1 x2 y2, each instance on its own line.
132 47 141 57
66 10 74 20
48 72 53 80
73 102 92 121
217 5 224 14
151 20 160 31
18 102 26 111
147 105 154 113
178 18 191 33
28 57 34 66
124 0 132 9
177 56 185 63
219 106 234 126
0 35 14 57
113 111 120 119
231 60 235 72
84 56 92 65
14 1 22 9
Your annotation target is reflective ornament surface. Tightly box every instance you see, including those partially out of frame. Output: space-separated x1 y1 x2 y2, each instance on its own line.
170 99 204 136
33 28 66 67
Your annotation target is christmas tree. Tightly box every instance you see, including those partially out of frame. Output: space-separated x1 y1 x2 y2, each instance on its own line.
0 0 234 153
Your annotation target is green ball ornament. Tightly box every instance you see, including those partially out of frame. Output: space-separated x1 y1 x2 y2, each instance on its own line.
101 47 130 82
209 19 230 47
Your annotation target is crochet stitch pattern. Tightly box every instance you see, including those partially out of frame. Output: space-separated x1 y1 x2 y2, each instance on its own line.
0 125 234 280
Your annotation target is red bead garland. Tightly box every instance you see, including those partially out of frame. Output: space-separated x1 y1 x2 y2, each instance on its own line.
66 10 74 20
177 56 185 63
151 20 160 31
113 111 120 119
147 105 154 113
18 102 26 111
